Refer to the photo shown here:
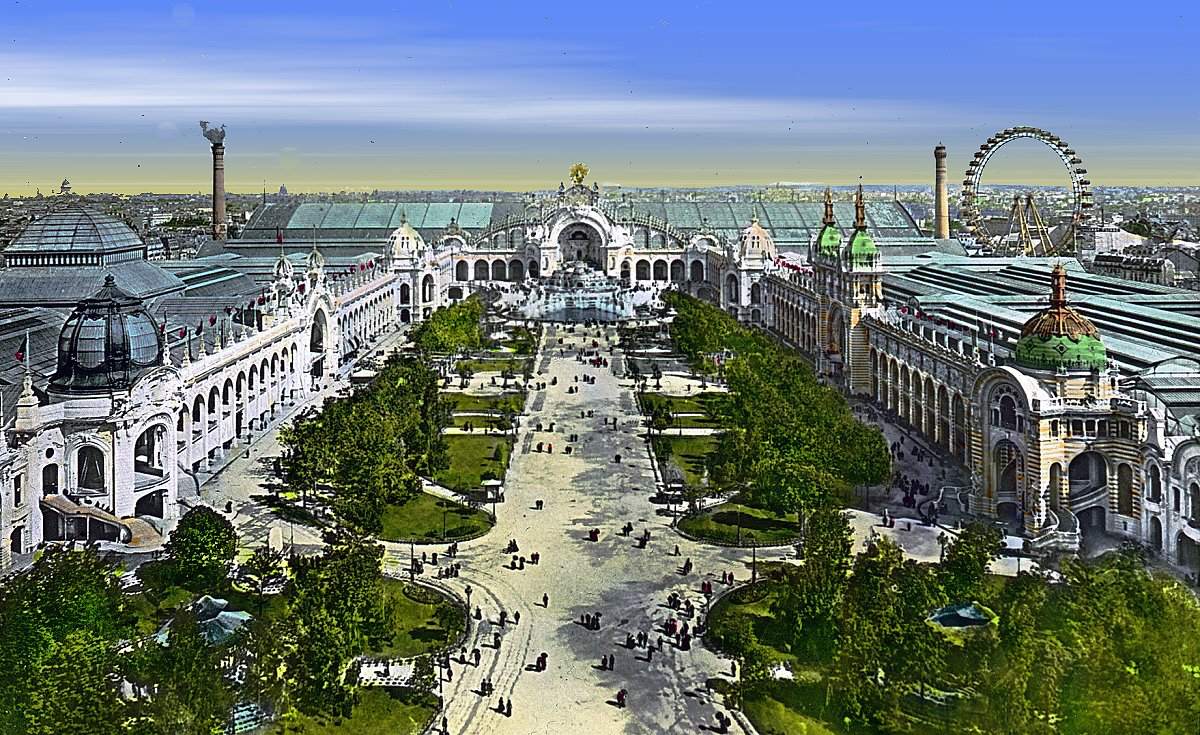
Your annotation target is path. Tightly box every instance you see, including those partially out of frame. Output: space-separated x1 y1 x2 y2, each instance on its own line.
410 324 751 735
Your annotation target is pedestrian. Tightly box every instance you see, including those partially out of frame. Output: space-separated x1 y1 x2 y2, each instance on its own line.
506 699 512 717
657 635 663 651
497 696 505 713
543 592 549 607
442 715 448 734
674 544 680 556
514 610 521 625
473 648 481 666
608 653 615 671
493 631 501 648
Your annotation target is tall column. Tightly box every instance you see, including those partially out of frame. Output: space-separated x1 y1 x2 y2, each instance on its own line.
200 121 228 241
211 142 227 241
934 144 949 239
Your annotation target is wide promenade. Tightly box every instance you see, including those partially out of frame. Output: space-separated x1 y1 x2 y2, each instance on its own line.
418 324 750 734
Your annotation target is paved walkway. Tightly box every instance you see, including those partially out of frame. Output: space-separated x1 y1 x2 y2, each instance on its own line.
410 324 751 735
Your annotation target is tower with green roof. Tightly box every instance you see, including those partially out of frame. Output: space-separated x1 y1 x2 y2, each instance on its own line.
813 187 842 262
1012 265 1108 373
845 184 879 269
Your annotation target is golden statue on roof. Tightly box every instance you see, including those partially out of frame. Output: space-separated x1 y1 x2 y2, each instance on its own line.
569 163 589 186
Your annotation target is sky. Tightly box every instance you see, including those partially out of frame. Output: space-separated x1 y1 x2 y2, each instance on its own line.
0 0 1196 194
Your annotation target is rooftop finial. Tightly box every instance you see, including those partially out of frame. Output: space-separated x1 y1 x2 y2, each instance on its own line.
822 187 834 226
854 183 866 231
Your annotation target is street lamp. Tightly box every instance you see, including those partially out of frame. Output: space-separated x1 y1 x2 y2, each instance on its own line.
748 531 757 584
465 585 473 611
442 508 449 541
409 540 416 582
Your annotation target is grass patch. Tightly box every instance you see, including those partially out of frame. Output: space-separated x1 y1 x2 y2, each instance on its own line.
434 434 511 492
709 585 843 735
275 687 438 735
445 392 525 414
661 414 721 429
372 578 462 658
678 498 801 546
641 391 725 417
378 491 494 542
652 434 717 487
448 415 506 431
454 357 531 374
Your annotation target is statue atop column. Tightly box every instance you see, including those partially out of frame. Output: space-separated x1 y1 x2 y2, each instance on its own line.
199 120 226 146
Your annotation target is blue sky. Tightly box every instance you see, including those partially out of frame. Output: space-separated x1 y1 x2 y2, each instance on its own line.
0 0 1195 193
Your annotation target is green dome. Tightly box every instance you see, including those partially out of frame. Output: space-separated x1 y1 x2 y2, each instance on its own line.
816 225 841 258
1013 333 1107 372
1011 265 1107 373
848 230 877 265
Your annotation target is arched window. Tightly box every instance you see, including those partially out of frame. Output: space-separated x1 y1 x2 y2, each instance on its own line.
998 395 1017 430
1149 465 1162 503
77 446 105 493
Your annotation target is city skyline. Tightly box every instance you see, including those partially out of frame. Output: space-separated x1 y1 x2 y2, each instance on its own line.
1 1 1197 194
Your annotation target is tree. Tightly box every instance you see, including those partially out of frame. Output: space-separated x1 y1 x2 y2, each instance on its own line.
165 506 238 593
241 545 284 615
234 616 289 717
137 608 235 735
832 537 907 725
27 631 125 735
773 508 853 661
940 521 1003 602
0 545 128 735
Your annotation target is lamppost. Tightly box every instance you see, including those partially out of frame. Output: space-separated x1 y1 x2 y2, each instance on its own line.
442 508 449 541
465 585 473 612
409 540 416 582
748 531 757 584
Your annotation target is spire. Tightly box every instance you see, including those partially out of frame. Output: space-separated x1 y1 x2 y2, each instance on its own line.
1050 263 1068 309
751 207 759 225
822 187 834 226
854 183 866 231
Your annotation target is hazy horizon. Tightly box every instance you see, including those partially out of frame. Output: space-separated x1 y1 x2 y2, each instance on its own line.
2 1 1197 195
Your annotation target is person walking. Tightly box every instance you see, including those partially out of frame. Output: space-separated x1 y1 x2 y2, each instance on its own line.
513 610 521 625
542 592 549 608
506 699 512 717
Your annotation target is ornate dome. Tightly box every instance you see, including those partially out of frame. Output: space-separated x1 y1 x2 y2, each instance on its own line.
273 250 294 281
846 184 878 266
737 211 775 261
49 275 164 395
815 188 841 258
387 212 425 260
1013 265 1107 372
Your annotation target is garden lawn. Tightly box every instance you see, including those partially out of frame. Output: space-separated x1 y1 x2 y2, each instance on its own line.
445 392 524 414
379 491 494 542
653 434 717 487
276 687 437 735
641 391 725 417
454 357 531 374
434 435 511 492
678 497 801 546
709 585 841 735
373 578 462 658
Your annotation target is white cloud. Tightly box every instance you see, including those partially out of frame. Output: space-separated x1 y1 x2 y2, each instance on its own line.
0 45 981 136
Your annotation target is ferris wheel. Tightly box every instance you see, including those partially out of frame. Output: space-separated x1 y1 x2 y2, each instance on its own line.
959 126 1093 256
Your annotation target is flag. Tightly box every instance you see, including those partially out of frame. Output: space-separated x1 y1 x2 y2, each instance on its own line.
15 333 27 362
276 227 283 244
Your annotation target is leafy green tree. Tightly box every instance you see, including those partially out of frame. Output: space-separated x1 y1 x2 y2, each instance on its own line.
940 521 1003 602
234 616 289 717
831 537 907 725
0 545 128 735
165 506 238 593
241 545 284 615
27 631 125 735
137 608 235 735
773 508 853 661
